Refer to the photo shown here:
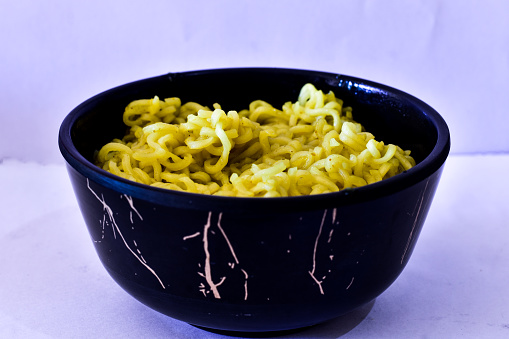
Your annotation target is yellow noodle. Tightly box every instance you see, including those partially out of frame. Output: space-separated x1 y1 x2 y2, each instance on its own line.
95 84 415 197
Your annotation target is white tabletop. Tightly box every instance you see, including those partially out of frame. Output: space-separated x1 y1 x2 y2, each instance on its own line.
1 154 508 338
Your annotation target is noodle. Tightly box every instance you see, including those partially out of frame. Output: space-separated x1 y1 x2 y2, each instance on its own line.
95 84 416 197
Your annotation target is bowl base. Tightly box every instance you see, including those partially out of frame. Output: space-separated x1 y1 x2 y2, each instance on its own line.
191 324 316 338
190 300 375 337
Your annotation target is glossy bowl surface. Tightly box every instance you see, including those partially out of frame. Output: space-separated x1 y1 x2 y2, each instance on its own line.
59 68 450 334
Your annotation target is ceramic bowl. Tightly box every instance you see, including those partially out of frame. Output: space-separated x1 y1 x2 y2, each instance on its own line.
59 68 450 334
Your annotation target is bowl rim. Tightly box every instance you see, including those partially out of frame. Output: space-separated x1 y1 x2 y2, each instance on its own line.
58 67 450 211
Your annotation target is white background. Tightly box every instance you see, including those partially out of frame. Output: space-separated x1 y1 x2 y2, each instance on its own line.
2 1 509 338
1 0 509 164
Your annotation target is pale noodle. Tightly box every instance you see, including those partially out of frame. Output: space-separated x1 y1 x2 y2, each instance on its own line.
95 84 416 197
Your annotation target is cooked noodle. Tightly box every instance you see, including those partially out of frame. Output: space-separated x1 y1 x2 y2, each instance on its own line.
96 84 415 197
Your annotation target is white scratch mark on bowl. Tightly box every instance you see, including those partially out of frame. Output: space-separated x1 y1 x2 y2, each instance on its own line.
195 211 249 300
86 179 166 289
401 178 430 265
197 211 249 300
327 229 334 243
183 231 201 241
346 277 355 290
308 209 328 295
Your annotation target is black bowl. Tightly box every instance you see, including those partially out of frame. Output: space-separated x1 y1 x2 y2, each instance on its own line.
59 68 450 334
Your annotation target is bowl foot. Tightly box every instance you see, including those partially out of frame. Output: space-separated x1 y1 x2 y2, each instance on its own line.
191 324 316 338
190 300 375 337
191 299 376 338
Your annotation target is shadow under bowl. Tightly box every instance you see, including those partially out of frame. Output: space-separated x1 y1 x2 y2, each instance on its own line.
59 68 450 334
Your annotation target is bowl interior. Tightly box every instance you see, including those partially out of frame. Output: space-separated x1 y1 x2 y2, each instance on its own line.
71 68 439 167
61 67 450 213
